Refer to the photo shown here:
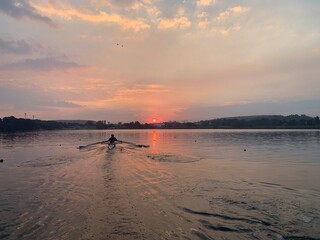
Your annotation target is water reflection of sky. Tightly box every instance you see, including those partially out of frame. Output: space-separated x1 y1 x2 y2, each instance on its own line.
1 129 320 239
1 129 320 165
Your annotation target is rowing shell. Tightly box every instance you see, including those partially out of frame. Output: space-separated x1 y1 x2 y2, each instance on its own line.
108 143 116 150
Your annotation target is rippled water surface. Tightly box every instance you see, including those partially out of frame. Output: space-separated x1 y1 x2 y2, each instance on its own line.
0 129 319 239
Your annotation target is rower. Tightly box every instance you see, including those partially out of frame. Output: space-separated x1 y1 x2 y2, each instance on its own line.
107 134 118 144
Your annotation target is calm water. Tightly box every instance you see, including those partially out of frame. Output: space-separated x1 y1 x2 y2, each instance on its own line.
0 129 319 239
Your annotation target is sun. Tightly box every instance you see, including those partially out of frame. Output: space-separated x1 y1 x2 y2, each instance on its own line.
152 118 157 123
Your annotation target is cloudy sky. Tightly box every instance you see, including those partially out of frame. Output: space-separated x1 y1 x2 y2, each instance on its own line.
0 0 319 122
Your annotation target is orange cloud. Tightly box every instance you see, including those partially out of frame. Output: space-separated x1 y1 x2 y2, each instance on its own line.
197 0 215 7
30 2 150 32
216 6 248 22
213 25 241 36
198 20 209 29
116 85 169 97
197 11 209 29
158 17 191 30
230 6 249 14
68 84 172 109
146 5 161 17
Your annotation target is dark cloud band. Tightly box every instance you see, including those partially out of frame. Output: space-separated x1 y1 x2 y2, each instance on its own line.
0 38 35 55
1 57 85 71
0 0 56 27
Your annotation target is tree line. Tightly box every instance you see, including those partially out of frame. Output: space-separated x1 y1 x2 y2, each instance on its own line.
1 115 319 132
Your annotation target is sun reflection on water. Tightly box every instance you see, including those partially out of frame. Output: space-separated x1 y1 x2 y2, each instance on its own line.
151 130 158 154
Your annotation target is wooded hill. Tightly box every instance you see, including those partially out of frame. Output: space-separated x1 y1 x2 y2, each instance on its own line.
1 115 319 132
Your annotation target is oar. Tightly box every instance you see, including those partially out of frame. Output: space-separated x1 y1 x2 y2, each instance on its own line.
120 140 150 148
78 140 108 149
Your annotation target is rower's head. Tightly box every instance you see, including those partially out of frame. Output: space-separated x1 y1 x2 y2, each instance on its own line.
111 134 114 137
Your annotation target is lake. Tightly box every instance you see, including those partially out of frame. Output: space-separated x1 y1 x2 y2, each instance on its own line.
0 129 319 239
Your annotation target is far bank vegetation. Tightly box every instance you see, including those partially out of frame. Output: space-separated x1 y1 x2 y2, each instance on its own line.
0 115 319 132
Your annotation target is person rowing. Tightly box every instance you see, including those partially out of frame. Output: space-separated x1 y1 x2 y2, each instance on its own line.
78 134 149 150
106 134 121 150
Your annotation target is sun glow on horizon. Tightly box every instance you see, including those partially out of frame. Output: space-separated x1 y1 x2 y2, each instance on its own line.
147 116 165 124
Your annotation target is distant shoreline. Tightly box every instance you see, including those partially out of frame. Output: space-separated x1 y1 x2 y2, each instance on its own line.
1 115 319 132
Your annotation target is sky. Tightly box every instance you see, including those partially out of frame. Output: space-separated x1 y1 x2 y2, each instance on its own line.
0 0 319 123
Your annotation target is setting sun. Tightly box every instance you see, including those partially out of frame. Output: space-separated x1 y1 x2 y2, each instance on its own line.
147 117 163 124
